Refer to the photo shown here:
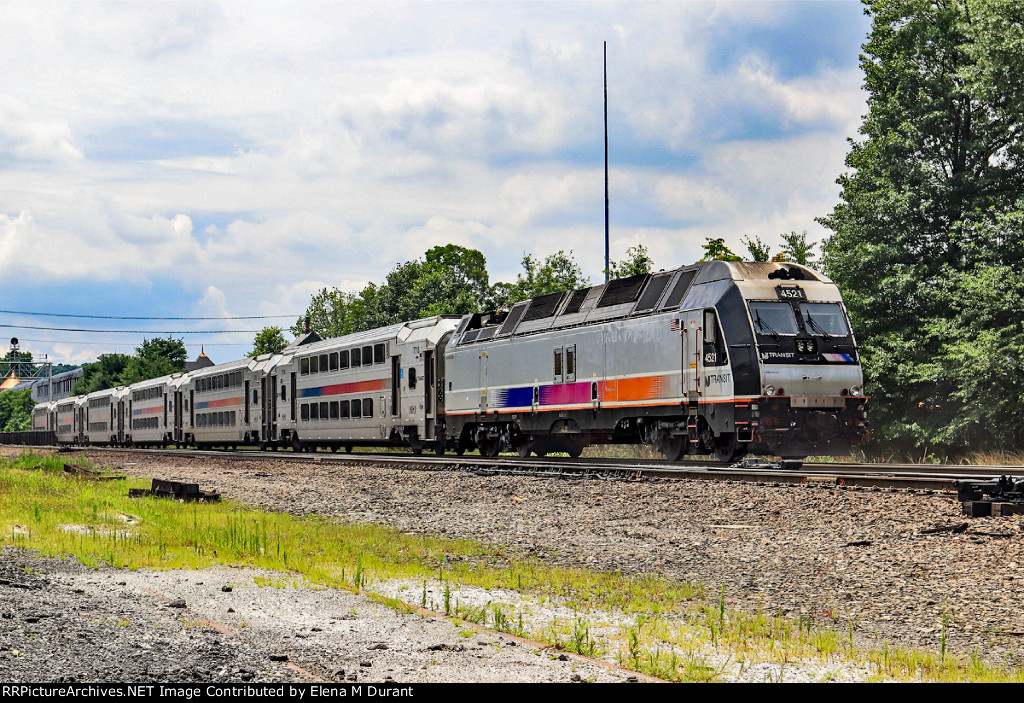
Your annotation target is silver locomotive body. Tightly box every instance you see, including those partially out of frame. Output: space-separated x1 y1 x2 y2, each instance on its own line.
444 261 867 461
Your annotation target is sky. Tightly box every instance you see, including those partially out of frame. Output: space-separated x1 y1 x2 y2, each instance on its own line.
0 0 872 367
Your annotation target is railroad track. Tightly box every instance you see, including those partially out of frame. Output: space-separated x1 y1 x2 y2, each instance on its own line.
39 443 1024 493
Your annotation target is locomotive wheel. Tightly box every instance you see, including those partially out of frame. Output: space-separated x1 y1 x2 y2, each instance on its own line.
713 433 746 463
455 444 466 456
435 441 446 456
515 437 533 458
479 437 500 457
659 435 686 462
565 440 584 459
258 441 267 451
411 441 424 456
345 445 353 453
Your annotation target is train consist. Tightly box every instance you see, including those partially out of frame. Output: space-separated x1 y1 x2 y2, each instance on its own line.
31 260 868 462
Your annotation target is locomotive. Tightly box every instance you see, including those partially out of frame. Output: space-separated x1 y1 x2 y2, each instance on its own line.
31 260 867 462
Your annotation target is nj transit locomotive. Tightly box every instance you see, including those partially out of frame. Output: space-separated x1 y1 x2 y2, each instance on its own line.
32 261 867 462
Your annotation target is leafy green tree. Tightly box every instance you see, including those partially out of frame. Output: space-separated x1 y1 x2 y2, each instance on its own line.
741 235 772 262
489 250 590 309
776 231 817 266
412 244 491 316
0 389 34 431
699 237 741 262
295 245 495 337
1 348 35 378
819 0 1024 453
249 326 289 357
119 338 187 386
607 244 655 279
74 354 131 395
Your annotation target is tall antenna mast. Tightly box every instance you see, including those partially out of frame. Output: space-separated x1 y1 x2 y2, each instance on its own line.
604 40 610 282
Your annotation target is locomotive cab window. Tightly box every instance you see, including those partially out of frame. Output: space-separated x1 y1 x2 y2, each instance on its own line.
703 309 728 367
748 301 800 336
799 302 850 337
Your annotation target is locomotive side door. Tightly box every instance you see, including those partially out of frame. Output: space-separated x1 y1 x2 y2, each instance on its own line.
680 310 702 403
174 390 183 443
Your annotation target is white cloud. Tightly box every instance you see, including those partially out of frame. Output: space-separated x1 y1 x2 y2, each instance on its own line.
0 1 870 364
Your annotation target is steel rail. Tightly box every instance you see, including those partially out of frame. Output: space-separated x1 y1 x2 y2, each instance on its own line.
32 443 1016 493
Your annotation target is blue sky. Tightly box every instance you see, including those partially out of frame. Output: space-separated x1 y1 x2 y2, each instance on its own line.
0 0 871 366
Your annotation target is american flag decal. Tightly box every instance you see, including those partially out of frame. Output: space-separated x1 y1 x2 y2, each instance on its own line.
669 318 681 332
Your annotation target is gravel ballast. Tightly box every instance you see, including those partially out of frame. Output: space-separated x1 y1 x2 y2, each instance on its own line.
3 446 1024 680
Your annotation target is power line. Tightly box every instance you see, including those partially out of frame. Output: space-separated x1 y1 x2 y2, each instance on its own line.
0 324 260 334
13 338 252 348
0 309 298 320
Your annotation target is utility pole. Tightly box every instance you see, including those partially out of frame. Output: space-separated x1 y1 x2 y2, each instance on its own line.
604 40 610 282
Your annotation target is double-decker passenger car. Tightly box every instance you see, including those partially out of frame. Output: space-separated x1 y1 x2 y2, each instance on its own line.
82 386 126 446
267 316 460 452
127 373 184 447
183 358 258 449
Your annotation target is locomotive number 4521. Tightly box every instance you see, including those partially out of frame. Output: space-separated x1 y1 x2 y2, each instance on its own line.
775 286 806 300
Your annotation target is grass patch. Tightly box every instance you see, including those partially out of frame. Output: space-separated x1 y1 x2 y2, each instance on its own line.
3 449 1023 683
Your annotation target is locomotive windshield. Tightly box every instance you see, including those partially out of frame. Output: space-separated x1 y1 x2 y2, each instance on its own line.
799 303 850 336
748 302 800 335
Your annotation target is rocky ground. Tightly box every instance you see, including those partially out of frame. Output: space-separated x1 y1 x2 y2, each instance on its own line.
0 550 634 683
3 445 1024 680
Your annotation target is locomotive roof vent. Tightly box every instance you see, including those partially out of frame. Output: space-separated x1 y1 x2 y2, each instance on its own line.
767 265 818 281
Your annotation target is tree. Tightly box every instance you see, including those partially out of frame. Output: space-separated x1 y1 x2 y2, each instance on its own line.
74 353 131 395
119 338 187 386
489 250 590 309
607 244 655 279
818 0 1024 453
1 348 34 379
775 231 817 266
0 389 34 431
249 326 289 357
295 246 494 338
413 244 491 316
741 236 772 262
74 338 187 394
699 237 741 262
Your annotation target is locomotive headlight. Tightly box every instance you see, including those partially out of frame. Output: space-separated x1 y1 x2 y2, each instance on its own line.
796 341 805 353
851 385 862 397
764 384 775 397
